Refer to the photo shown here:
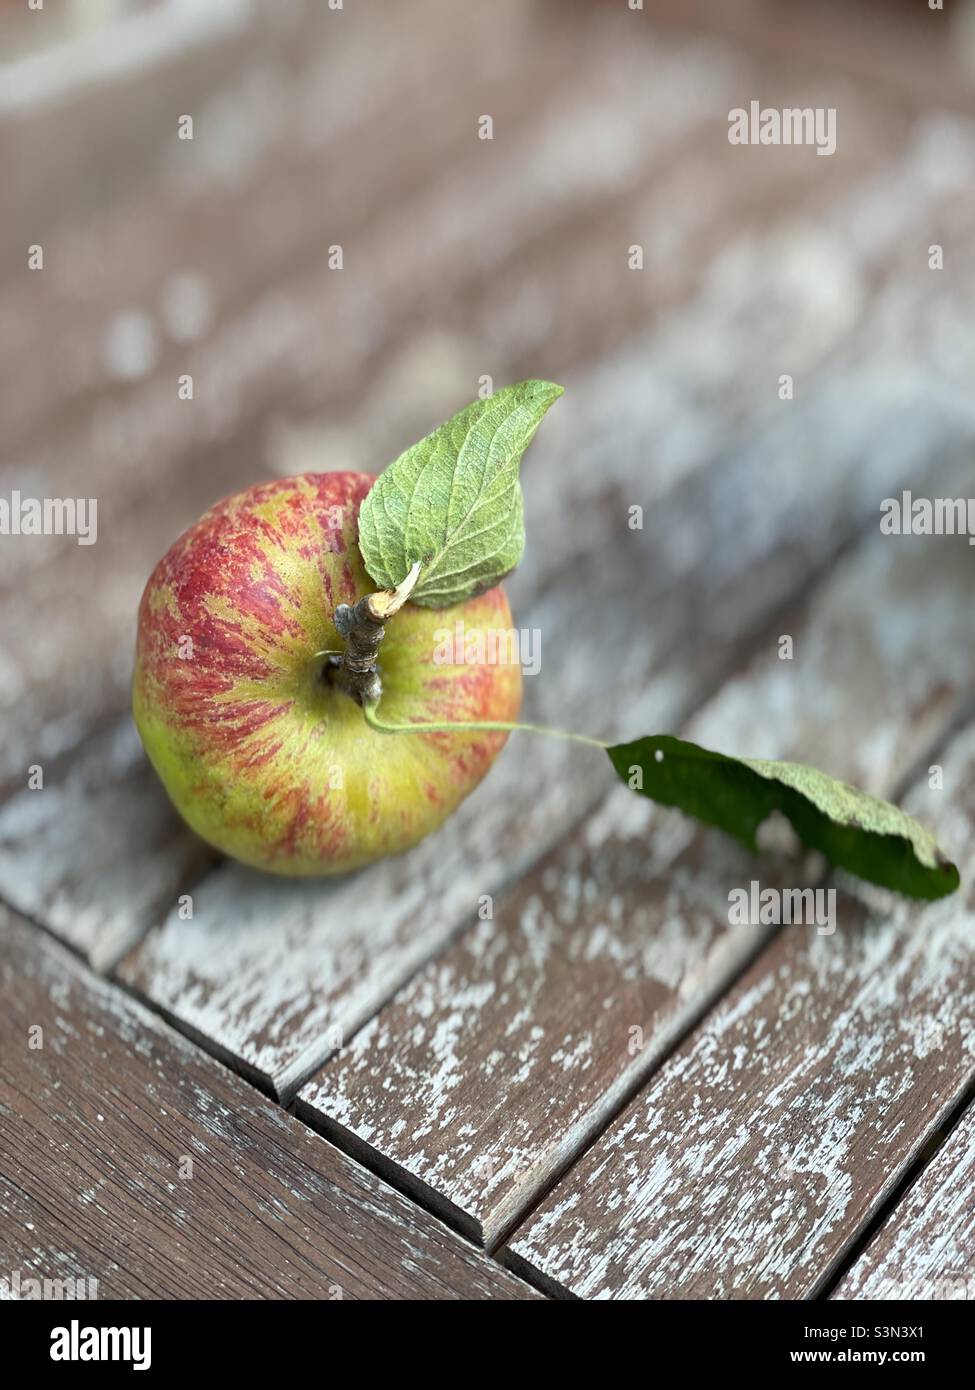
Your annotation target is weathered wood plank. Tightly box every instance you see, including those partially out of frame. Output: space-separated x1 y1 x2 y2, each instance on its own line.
505 710 975 1299
832 1096 975 1301
0 906 537 1301
296 480 975 1247
0 8 743 491
0 720 211 971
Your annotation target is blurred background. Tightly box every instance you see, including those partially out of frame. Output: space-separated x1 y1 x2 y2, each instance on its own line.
2 0 975 962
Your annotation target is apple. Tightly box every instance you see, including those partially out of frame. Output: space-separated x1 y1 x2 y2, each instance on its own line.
133 472 523 875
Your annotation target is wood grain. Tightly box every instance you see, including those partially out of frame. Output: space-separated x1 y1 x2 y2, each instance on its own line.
297 482 975 1247
0 6 760 502
505 711 975 1299
0 905 537 1301
832 1096 975 1301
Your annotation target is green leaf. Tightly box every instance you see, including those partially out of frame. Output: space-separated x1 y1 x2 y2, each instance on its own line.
357 380 563 608
607 734 960 901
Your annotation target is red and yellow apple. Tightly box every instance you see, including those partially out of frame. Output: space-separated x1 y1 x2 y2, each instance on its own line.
133 472 522 874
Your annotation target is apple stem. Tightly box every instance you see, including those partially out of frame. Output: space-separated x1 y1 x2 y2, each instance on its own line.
333 598 385 704
362 701 609 750
332 563 423 704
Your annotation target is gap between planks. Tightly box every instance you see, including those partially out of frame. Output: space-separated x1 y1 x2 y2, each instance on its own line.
819 1070 975 1300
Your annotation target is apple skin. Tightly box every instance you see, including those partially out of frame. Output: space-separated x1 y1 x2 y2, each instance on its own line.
133 472 522 875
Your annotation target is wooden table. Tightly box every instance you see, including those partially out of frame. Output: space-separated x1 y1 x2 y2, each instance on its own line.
2 0 974 1300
